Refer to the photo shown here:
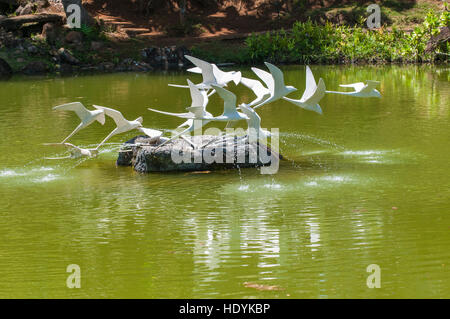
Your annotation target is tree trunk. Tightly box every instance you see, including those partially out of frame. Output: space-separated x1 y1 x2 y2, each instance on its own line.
61 0 95 27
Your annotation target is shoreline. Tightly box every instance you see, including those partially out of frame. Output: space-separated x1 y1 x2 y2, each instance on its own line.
1 59 449 80
1 12 448 79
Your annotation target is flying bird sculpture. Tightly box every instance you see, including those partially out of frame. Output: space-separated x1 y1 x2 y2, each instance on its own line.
53 102 105 143
326 80 381 98
283 66 326 114
238 103 270 141
252 62 297 109
43 143 98 159
47 56 382 167
93 106 160 149
169 56 241 95
240 76 271 108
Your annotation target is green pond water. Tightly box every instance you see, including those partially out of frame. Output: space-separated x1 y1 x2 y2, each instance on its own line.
0 65 449 298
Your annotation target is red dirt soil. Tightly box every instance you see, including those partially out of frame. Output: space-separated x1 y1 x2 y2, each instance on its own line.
83 0 296 39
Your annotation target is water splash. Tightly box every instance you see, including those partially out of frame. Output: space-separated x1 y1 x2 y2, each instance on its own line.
33 174 59 183
280 132 346 151
0 169 25 177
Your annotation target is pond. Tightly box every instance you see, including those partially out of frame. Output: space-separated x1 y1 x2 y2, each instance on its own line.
0 65 448 298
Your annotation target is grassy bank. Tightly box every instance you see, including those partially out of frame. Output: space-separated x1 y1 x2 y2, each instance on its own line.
191 10 449 65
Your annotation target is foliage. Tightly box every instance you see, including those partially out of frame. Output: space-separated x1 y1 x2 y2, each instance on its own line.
243 10 449 64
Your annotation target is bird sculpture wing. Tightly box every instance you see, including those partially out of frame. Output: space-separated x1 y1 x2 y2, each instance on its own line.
339 82 366 92
139 127 163 138
93 105 128 127
147 107 192 118
306 78 326 106
211 85 238 116
301 66 318 101
185 55 216 84
231 71 242 85
240 77 270 100
187 79 208 107
251 67 274 93
53 102 92 121
212 64 242 85
185 106 206 118
187 66 202 74
239 103 261 127
168 84 190 88
265 62 287 94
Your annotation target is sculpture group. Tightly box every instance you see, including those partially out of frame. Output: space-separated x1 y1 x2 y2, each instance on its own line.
47 55 381 159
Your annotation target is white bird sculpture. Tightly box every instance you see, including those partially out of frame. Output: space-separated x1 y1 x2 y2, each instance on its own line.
43 143 98 159
205 85 249 122
238 103 270 141
153 85 248 149
282 66 326 114
93 106 158 149
326 80 381 98
148 79 212 126
148 80 213 149
53 102 105 143
240 76 271 108
169 55 241 92
252 62 297 109
188 63 242 86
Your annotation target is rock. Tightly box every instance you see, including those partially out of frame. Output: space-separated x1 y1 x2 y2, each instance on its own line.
58 47 79 65
65 30 82 44
36 0 49 9
117 135 281 173
98 61 114 72
27 44 38 54
130 61 152 72
0 57 13 79
58 63 73 75
21 60 48 74
116 58 152 72
141 45 191 69
16 57 24 62
90 41 103 50
41 22 58 44
14 5 23 15
0 15 6 23
19 3 34 16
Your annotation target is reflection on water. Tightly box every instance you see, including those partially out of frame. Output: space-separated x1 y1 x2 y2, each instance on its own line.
0 65 449 298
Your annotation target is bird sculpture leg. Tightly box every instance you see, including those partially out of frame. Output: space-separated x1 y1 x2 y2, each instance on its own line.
95 129 117 150
153 127 190 150
154 119 210 151
61 122 84 144
207 89 216 97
